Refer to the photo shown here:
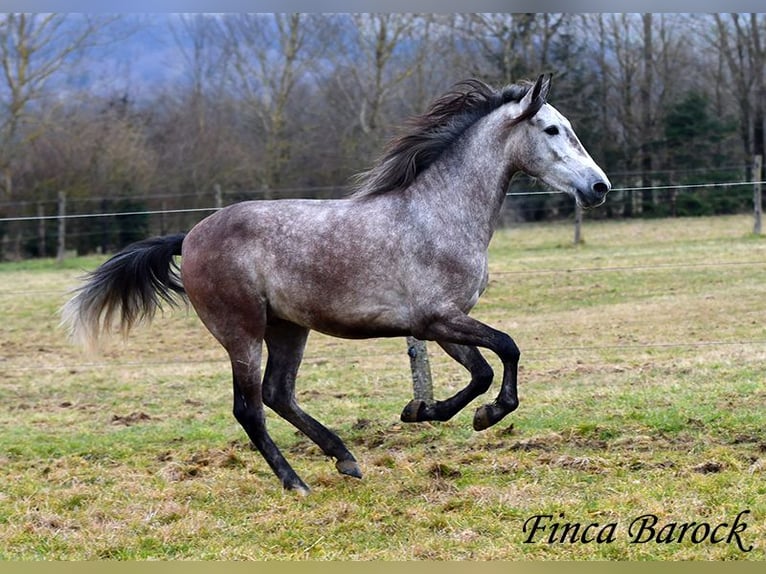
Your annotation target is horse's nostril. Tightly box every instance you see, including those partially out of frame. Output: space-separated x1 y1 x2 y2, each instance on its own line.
592 181 609 195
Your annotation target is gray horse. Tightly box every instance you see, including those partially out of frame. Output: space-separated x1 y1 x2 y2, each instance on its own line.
62 75 610 493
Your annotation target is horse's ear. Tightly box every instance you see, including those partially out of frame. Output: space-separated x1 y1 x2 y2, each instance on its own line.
529 73 552 103
518 74 550 118
539 73 552 102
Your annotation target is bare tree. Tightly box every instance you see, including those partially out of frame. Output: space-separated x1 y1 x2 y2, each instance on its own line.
713 13 766 165
348 14 424 136
455 14 568 84
0 14 117 197
0 13 118 257
220 13 334 193
170 14 230 137
640 13 654 211
161 14 238 197
324 13 433 167
752 14 766 165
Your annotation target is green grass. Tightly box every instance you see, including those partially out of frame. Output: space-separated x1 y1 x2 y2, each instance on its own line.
0 214 764 559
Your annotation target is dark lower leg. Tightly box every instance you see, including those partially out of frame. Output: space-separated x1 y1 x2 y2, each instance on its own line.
413 312 521 431
269 396 361 478
473 340 520 431
401 342 493 423
232 378 309 493
263 322 360 478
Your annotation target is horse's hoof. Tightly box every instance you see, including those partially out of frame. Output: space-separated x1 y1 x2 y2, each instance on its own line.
473 404 500 431
336 459 363 479
285 480 311 496
400 399 427 422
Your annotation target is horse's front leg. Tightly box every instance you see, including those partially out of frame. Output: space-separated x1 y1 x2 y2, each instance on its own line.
400 342 494 423
413 312 520 431
471 348 520 432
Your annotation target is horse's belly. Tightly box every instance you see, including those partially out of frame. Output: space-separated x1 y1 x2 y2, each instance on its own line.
268 300 410 339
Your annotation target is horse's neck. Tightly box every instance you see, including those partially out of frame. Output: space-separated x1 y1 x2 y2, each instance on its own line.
411 117 517 248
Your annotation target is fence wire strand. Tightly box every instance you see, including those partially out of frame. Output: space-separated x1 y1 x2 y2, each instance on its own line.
2 338 764 375
2 176 764 376
1 179 765 224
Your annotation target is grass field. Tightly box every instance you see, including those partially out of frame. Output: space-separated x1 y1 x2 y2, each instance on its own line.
0 214 764 560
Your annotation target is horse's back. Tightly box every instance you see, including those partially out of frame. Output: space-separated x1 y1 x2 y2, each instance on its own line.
180 198 416 339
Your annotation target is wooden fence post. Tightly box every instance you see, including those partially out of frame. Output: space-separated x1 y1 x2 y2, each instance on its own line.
160 198 168 236
214 184 223 209
406 336 433 403
37 202 46 257
56 191 66 263
574 201 583 245
754 154 762 235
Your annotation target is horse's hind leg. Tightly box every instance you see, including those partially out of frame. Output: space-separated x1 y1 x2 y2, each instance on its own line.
401 342 493 423
262 320 362 479
228 341 310 494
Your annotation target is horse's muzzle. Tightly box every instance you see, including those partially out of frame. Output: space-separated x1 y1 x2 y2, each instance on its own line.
576 180 611 209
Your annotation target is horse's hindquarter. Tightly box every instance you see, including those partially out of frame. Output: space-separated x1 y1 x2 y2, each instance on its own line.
181 199 406 339
182 197 488 340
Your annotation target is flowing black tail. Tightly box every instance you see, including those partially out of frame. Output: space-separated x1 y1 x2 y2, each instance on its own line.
61 234 187 352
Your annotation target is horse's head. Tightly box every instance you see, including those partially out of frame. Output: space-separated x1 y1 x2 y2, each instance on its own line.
507 74 611 209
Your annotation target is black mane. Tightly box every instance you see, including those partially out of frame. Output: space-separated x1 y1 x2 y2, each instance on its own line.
351 79 536 197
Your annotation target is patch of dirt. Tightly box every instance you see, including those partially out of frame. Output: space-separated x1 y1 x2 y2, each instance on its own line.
157 462 198 482
24 511 80 534
187 449 245 469
348 420 439 450
685 417 706 430
624 458 677 471
110 412 153 426
157 448 245 482
508 432 563 451
692 461 725 474
287 436 323 457
298 388 349 400
538 453 607 472
351 418 373 430
610 435 661 451
730 433 766 446
228 438 256 451
428 462 461 480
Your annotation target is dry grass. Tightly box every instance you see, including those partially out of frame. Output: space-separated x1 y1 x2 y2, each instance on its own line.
0 214 764 559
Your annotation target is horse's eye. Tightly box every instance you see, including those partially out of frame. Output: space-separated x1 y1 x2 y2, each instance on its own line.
544 126 559 136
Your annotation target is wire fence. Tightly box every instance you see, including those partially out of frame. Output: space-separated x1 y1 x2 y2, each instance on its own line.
1 255 764 299
2 338 766 376
1 179 765 224
0 175 764 261
2 249 764 377
1 171 764 366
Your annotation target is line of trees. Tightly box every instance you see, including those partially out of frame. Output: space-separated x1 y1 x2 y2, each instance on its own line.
1 13 765 259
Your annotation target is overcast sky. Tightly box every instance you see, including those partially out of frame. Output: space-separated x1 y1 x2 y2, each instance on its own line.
76 15 187 97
